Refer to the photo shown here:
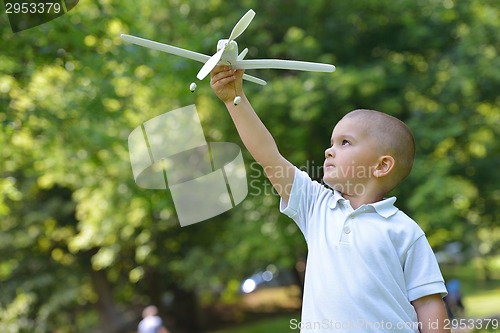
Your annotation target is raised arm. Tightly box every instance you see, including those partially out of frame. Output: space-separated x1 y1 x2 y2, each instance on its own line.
210 66 295 203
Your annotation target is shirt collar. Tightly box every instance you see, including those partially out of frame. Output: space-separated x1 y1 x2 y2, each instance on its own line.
367 197 399 218
328 190 346 209
328 191 399 218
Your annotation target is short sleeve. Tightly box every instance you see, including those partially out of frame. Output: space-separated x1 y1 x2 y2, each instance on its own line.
404 235 448 301
279 167 324 237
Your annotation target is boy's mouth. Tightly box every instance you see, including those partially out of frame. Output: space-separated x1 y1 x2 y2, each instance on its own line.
324 163 335 169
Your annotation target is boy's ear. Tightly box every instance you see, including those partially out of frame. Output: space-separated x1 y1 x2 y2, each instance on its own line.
373 155 395 178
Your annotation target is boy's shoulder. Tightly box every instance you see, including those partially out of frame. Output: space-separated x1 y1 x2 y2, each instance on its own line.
389 206 421 228
383 205 427 245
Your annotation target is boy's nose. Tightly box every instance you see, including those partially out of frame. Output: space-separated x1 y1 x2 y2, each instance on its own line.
325 146 335 158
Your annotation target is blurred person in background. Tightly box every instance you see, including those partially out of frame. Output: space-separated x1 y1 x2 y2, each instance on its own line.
444 279 465 319
138 305 170 333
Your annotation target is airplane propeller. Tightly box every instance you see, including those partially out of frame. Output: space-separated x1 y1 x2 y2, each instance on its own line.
196 9 255 80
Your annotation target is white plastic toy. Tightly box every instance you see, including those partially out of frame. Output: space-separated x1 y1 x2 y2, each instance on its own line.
121 9 335 105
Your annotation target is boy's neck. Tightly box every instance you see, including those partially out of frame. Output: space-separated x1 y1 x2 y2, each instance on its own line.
341 191 386 210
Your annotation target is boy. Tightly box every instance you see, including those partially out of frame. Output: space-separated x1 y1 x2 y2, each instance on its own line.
210 66 449 332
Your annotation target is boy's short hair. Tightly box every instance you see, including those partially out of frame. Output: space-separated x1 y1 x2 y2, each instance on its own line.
343 109 415 189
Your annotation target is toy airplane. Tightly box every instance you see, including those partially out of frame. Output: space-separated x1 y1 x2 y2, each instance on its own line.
121 9 335 105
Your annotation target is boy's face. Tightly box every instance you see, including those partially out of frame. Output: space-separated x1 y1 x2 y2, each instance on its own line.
323 117 381 195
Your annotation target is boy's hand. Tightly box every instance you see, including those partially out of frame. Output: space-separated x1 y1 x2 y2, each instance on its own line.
210 66 244 104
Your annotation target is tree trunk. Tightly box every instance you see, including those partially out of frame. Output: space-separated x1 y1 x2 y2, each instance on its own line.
169 286 202 333
90 268 125 333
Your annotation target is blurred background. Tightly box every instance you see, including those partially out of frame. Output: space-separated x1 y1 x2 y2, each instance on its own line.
0 0 499 332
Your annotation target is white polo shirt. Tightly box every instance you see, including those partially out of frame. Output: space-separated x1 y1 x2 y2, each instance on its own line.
281 168 447 332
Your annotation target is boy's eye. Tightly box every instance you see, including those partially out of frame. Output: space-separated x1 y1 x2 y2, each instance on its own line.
342 140 350 145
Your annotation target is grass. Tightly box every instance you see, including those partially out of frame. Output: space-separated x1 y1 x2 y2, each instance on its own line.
442 256 500 319
464 288 500 318
209 315 297 333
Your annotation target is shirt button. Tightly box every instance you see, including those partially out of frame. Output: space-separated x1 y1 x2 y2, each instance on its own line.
344 227 351 234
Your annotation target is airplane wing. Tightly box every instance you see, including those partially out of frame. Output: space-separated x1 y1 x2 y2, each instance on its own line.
121 34 267 85
242 74 266 85
235 59 335 72
121 34 210 63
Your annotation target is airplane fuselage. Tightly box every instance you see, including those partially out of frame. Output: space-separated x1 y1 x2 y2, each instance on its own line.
217 39 239 66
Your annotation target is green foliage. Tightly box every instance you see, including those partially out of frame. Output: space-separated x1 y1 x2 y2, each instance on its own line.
1 0 499 332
